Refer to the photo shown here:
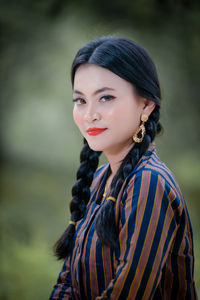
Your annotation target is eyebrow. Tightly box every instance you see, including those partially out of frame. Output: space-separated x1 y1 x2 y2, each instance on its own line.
73 87 115 96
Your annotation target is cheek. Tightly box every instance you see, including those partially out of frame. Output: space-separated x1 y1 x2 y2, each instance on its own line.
73 108 82 127
106 105 122 120
107 103 140 128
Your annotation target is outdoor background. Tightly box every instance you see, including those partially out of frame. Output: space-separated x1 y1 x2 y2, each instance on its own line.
0 1 199 299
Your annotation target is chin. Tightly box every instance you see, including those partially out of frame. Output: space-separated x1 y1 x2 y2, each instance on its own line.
87 143 104 152
84 138 104 151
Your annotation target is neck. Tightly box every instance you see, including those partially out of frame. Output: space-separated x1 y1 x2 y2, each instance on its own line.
104 139 135 176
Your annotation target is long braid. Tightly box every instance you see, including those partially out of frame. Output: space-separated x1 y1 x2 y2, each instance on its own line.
95 105 161 247
54 139 102 259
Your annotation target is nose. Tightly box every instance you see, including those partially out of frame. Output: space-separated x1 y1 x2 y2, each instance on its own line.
83 103 101 122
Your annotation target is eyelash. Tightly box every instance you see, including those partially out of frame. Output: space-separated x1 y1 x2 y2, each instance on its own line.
72 95 115 104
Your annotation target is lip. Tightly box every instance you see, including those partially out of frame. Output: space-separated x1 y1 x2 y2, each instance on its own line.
87 128 107 136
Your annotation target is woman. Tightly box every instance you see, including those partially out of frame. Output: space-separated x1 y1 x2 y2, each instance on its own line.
49 36 197 299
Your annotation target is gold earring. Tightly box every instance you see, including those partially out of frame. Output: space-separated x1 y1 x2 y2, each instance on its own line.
133 114 148 143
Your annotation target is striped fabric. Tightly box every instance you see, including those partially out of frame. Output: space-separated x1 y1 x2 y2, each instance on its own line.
49 143 197 299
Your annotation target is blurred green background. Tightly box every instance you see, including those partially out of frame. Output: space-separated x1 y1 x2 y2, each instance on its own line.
0 1 199 298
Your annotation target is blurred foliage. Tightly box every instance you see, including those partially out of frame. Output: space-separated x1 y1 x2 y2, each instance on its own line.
0 0 200 299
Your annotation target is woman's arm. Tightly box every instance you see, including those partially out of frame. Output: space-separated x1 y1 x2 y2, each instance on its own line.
96 170 182 300
49 256 73 299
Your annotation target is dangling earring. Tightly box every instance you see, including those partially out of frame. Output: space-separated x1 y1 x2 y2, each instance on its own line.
133 114 148 143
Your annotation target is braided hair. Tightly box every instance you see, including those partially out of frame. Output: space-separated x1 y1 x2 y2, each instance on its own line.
54 36 162 259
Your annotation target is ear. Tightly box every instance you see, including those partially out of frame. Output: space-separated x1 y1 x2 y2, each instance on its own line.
142 99 156 117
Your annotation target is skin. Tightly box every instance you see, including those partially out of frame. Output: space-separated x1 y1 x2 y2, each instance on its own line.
73 64 155 186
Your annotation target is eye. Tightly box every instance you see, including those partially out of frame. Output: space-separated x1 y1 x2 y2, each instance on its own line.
100 95 115 102
72 98 86 105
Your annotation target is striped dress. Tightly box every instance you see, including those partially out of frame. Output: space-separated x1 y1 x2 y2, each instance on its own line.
49 143 197 299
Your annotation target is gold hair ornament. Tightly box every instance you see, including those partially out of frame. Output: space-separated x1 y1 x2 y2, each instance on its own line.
69 221 76 226
133 114 148 143
106 196 117 203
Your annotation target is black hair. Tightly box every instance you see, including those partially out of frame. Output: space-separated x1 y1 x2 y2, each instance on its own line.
54 36 162 259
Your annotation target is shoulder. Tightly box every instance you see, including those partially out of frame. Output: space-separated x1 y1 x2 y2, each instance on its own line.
123 151 184 210
120 167 184 226
132 151 181 193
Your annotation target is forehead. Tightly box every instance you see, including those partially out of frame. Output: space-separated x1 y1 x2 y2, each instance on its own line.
73 64 132 92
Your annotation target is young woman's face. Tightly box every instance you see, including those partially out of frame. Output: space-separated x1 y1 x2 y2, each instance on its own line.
73 64 150 154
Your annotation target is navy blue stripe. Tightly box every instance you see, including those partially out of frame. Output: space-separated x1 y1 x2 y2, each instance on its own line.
119 173 157 299
96 239 106 294
124 174 142 259
136 182 169 299
83 228 93 299
150 214 177 299
114 173 142 272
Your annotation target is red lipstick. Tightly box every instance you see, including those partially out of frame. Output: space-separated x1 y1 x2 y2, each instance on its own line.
87 127 107 136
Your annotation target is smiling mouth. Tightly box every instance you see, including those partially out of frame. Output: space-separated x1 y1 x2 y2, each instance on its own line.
87 128 107 136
